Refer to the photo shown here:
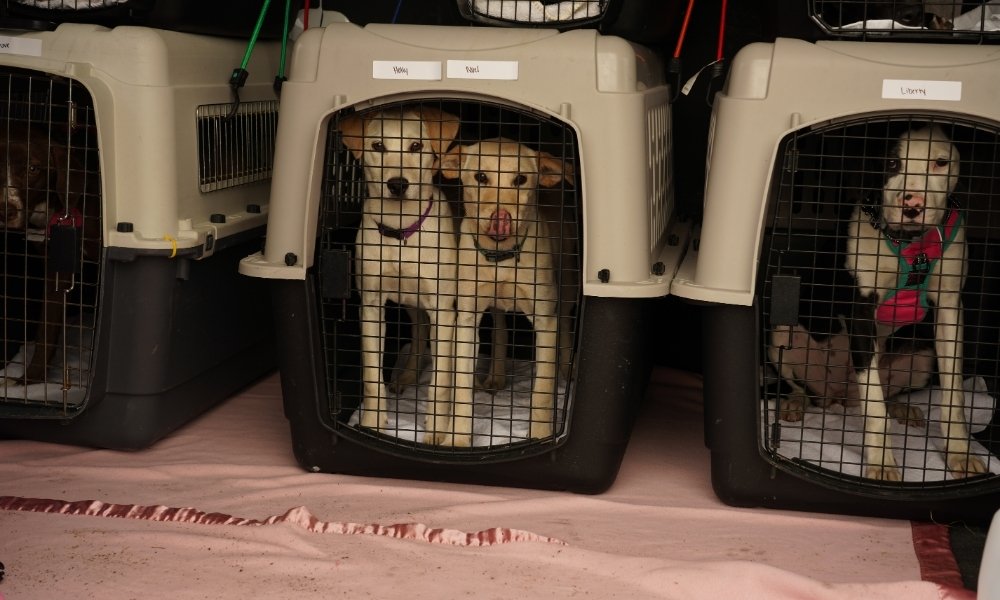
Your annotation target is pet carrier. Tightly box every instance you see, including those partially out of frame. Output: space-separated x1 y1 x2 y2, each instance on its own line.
672 38 1000 521
240 15 687 492
0 24 281 449
455 0 685 44
764 0 1000 43
0 0 289 39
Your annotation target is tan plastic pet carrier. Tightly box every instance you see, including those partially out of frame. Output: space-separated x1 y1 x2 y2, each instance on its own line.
673 37 1000 521
241 12 687 491
0 23 281 448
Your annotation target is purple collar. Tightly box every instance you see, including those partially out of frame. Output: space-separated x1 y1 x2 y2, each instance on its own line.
375 201 434 244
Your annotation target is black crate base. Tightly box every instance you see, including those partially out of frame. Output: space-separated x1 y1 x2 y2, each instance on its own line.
704 303 1000 523
0 237 277 450
274 278 652 494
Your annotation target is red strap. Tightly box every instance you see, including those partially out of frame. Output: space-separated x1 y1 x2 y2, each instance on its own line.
47 207 84 233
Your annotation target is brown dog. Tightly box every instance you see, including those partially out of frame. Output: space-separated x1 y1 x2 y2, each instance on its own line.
440 138 575 445
2 123 97 387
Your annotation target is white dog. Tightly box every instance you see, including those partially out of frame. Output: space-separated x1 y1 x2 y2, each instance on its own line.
338 106 460 444
846 126 987 480
440 138 575 446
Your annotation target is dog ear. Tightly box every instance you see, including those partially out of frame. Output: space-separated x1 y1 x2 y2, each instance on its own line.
337 113 366 161
538 152 575 188
438 146 464 180
48 143 86 211
415 106 460 157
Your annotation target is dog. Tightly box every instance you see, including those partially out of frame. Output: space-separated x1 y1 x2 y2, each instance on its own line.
337 106 461 444
769 320 936 426
845 125 986 480
440 138 575 445
2 123 96 387
819 0 954 29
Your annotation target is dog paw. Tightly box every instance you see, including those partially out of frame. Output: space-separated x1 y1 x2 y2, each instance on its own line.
359 411 386 431
887 402 925 429
529 422 553 440
429 432 472 447
865 465 902 482
778 395 806 422
947 454 988 479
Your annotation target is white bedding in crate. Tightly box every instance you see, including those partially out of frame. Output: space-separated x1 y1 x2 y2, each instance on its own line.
471 0 605 23
348 350 569 446
13 0 128 8
0 314 93 405
838 0 1000 32
768 376 1000 482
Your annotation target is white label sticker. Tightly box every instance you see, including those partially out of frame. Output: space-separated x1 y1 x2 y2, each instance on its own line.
881 79 962 101
0 37 42 57
372 61 442 81
447 60 519 80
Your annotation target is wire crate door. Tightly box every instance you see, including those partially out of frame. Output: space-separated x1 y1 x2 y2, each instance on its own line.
1 66 102 416
315 99 582 460
759 114 1000 493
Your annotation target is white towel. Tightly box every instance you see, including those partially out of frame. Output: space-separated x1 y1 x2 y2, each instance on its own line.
12 0 128 8
0 313 93 406
470 0 605 23
769 376 1000 481
348 349 569 446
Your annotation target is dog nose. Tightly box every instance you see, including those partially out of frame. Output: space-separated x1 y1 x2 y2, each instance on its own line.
386 177 409 197
902 193 924 208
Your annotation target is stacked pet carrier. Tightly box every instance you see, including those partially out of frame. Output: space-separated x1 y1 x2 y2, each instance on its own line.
672 1 1000 520
240 6 687 492
0 1 284 449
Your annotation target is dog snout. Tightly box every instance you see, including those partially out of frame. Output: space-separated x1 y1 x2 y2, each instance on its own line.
386 177 409 198
486 208 513 241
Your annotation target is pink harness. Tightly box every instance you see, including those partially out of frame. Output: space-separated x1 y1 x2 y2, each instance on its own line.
874 207 962 327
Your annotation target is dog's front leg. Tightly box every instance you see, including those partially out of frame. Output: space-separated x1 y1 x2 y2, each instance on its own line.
447 290 483 447
850 293 899 481
424 302 458 446
935 295 987 477
21 273 65 385
527 304 558 440
359 294 389 430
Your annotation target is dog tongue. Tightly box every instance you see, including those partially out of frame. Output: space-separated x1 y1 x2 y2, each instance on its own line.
488 209 512 241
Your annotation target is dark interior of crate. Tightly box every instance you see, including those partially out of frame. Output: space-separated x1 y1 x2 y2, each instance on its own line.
314 98 581 458
757 114 1000 486
810 1 1000 39
1 66 102 414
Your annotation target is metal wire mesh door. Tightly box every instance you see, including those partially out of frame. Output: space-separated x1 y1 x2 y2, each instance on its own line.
810 1 1000 40
315 98 581 459
0 66 102 414
760 114 1000 490
457 0 608 26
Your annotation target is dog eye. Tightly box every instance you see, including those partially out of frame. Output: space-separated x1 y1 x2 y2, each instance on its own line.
886 159 899 172
371 141 386 153
409 142 423 153
474 172 488 185
27 164 40 175
935 158 949 168
512 174 527 187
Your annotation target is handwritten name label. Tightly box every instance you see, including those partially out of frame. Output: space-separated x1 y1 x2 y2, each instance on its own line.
881 79 962 102
372 61 442 81
447 60 519 80
0 37 43 57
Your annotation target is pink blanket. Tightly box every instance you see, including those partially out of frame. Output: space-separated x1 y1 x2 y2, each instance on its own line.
0 369 973 599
